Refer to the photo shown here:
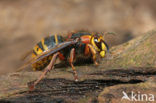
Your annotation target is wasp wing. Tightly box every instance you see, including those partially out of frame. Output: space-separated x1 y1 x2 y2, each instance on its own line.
16 39 78 72
20 50 33 61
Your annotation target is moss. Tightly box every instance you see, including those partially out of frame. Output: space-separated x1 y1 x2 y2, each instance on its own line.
101 31 156 69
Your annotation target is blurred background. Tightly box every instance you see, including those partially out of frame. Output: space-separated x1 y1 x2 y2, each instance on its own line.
0 0 156 75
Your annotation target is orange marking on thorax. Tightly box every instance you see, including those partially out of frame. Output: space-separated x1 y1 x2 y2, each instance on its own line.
84 44 90 55
80 35 91 44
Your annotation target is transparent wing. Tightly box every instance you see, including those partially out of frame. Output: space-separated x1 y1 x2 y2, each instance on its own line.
20 50 33 61
16 39 78 72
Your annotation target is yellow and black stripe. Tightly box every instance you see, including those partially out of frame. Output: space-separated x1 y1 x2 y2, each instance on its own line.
32 35 64 70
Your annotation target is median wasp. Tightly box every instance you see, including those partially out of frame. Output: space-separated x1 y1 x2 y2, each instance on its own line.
17 30 109 90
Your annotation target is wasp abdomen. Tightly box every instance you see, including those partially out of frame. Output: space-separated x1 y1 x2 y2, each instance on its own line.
32 35 64 70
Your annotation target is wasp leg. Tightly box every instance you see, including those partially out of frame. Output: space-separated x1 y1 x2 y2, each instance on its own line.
29 52 59 91
69 48 78 81
88 44 99 66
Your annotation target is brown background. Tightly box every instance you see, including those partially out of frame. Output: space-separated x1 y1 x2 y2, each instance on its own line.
0 0 156 75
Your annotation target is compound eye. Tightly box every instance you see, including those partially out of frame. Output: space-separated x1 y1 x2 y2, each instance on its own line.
94 38 98 42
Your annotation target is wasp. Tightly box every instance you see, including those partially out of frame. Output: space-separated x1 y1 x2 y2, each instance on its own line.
18 31 109 90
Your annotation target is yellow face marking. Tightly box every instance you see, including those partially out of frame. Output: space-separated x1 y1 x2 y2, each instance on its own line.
55 34 58 45
98 38 100 42
91 37 100 51
100 51 105 57
101 42 106 51
41 39 48 51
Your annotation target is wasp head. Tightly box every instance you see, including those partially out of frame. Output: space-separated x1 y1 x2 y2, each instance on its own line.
91 33 109 58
